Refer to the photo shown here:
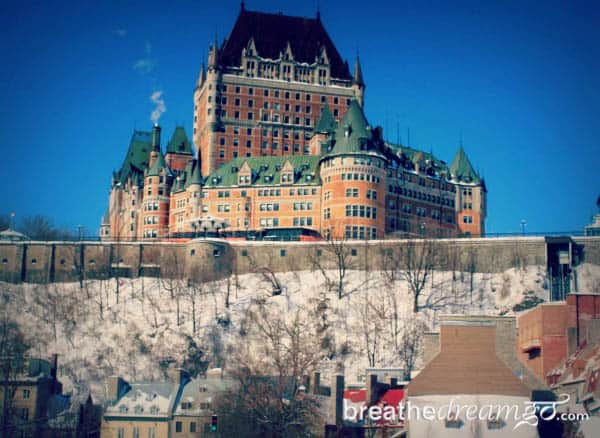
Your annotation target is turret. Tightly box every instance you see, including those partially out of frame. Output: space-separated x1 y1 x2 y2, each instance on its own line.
352 55 365 107
450 146 486 236
319 100 386 240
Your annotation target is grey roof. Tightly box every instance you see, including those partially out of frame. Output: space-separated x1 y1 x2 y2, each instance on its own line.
174 376 237 416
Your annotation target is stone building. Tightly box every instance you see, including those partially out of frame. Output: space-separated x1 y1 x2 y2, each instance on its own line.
104 5 486 241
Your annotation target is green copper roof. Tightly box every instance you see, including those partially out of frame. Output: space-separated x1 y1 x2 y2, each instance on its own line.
324 99 385 158
204 155 321 188
117 130 152 184
147 152 168 177
450 146 481 184
314 104 336 134
166 126 193 155
185 159 202 187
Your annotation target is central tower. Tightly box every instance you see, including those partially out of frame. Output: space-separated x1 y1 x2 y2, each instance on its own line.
193 4 365 176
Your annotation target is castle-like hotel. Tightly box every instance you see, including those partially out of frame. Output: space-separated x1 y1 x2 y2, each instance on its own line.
103 5 486 241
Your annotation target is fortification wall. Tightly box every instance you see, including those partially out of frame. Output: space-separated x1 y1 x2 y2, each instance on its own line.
229 237 549 275
1 237 599 284
0 239 231 284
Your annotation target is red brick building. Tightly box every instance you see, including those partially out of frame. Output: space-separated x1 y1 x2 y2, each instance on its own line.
103 6 487 241
517 294 600 382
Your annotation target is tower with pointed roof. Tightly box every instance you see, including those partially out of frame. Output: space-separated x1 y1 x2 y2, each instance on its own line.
450 145 487 236
352 55 365 107
192 4 363 176
319 99 387 239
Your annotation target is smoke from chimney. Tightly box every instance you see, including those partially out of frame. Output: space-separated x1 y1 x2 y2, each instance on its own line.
150 91 166 125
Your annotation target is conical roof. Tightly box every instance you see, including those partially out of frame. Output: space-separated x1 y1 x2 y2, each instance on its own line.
166 127 193 155
314 104 336 134
186 160 203 187
353 55 364 86
147 152 168 177
450 146 481 184
329 99 372 155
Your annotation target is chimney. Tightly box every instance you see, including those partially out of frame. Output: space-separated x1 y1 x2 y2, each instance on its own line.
366 373 378 405
50 354 58 379
312 371 321 395
152 125 161 151
330 374 345 427
168 367 188 386
107 376 128 402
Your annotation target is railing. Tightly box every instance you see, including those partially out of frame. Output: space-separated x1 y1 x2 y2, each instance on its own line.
0 230 594 243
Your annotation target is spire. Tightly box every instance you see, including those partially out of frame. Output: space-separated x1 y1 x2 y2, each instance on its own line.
196 62 206 88
450 146 481 184
240 1 245 11
186 160 203 187
147 151 167 177
314 104 336 134
353 55 364 86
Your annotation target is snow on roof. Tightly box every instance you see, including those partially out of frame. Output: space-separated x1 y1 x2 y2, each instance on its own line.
173 376 237 416
104 381 178 417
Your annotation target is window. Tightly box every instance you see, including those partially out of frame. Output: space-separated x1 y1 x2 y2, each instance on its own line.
280 249 286 257
20 408 29 420
22 389 30 400
117 428 125 438
190 422 197 432
528 348 541 360
176 422 182 433
148 428 156 438
463 216 473 224
351 248 358 256
133 427 140 438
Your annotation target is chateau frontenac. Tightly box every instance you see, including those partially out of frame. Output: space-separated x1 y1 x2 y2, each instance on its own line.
103 5 486 241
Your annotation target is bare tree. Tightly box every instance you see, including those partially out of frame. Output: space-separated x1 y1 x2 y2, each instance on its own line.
215 299 323 437
397 316 426 381
0 308 29 438
247 252 285 296
310 233 362 299
160 252 187 326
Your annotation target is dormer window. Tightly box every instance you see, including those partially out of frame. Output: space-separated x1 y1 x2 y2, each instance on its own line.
149 406 159 415
181 401 192 410
281 173 293 183
344 126 352 138
119 405 128 413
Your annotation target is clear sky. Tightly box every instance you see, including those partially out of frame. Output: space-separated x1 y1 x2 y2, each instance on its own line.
2 0 599 236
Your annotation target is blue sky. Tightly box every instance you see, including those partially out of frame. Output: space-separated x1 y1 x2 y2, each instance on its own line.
1 0 599 235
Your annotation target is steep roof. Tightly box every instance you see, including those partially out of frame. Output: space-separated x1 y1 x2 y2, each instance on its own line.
450 146 481 184
185 159 203 188
116 130 152 184
147 152 168 177
314 104 336 134
204 155 321 188
408 322 531 397
324 99 385 158
166 126 193 155
219 9 351 80
353 56 364 86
